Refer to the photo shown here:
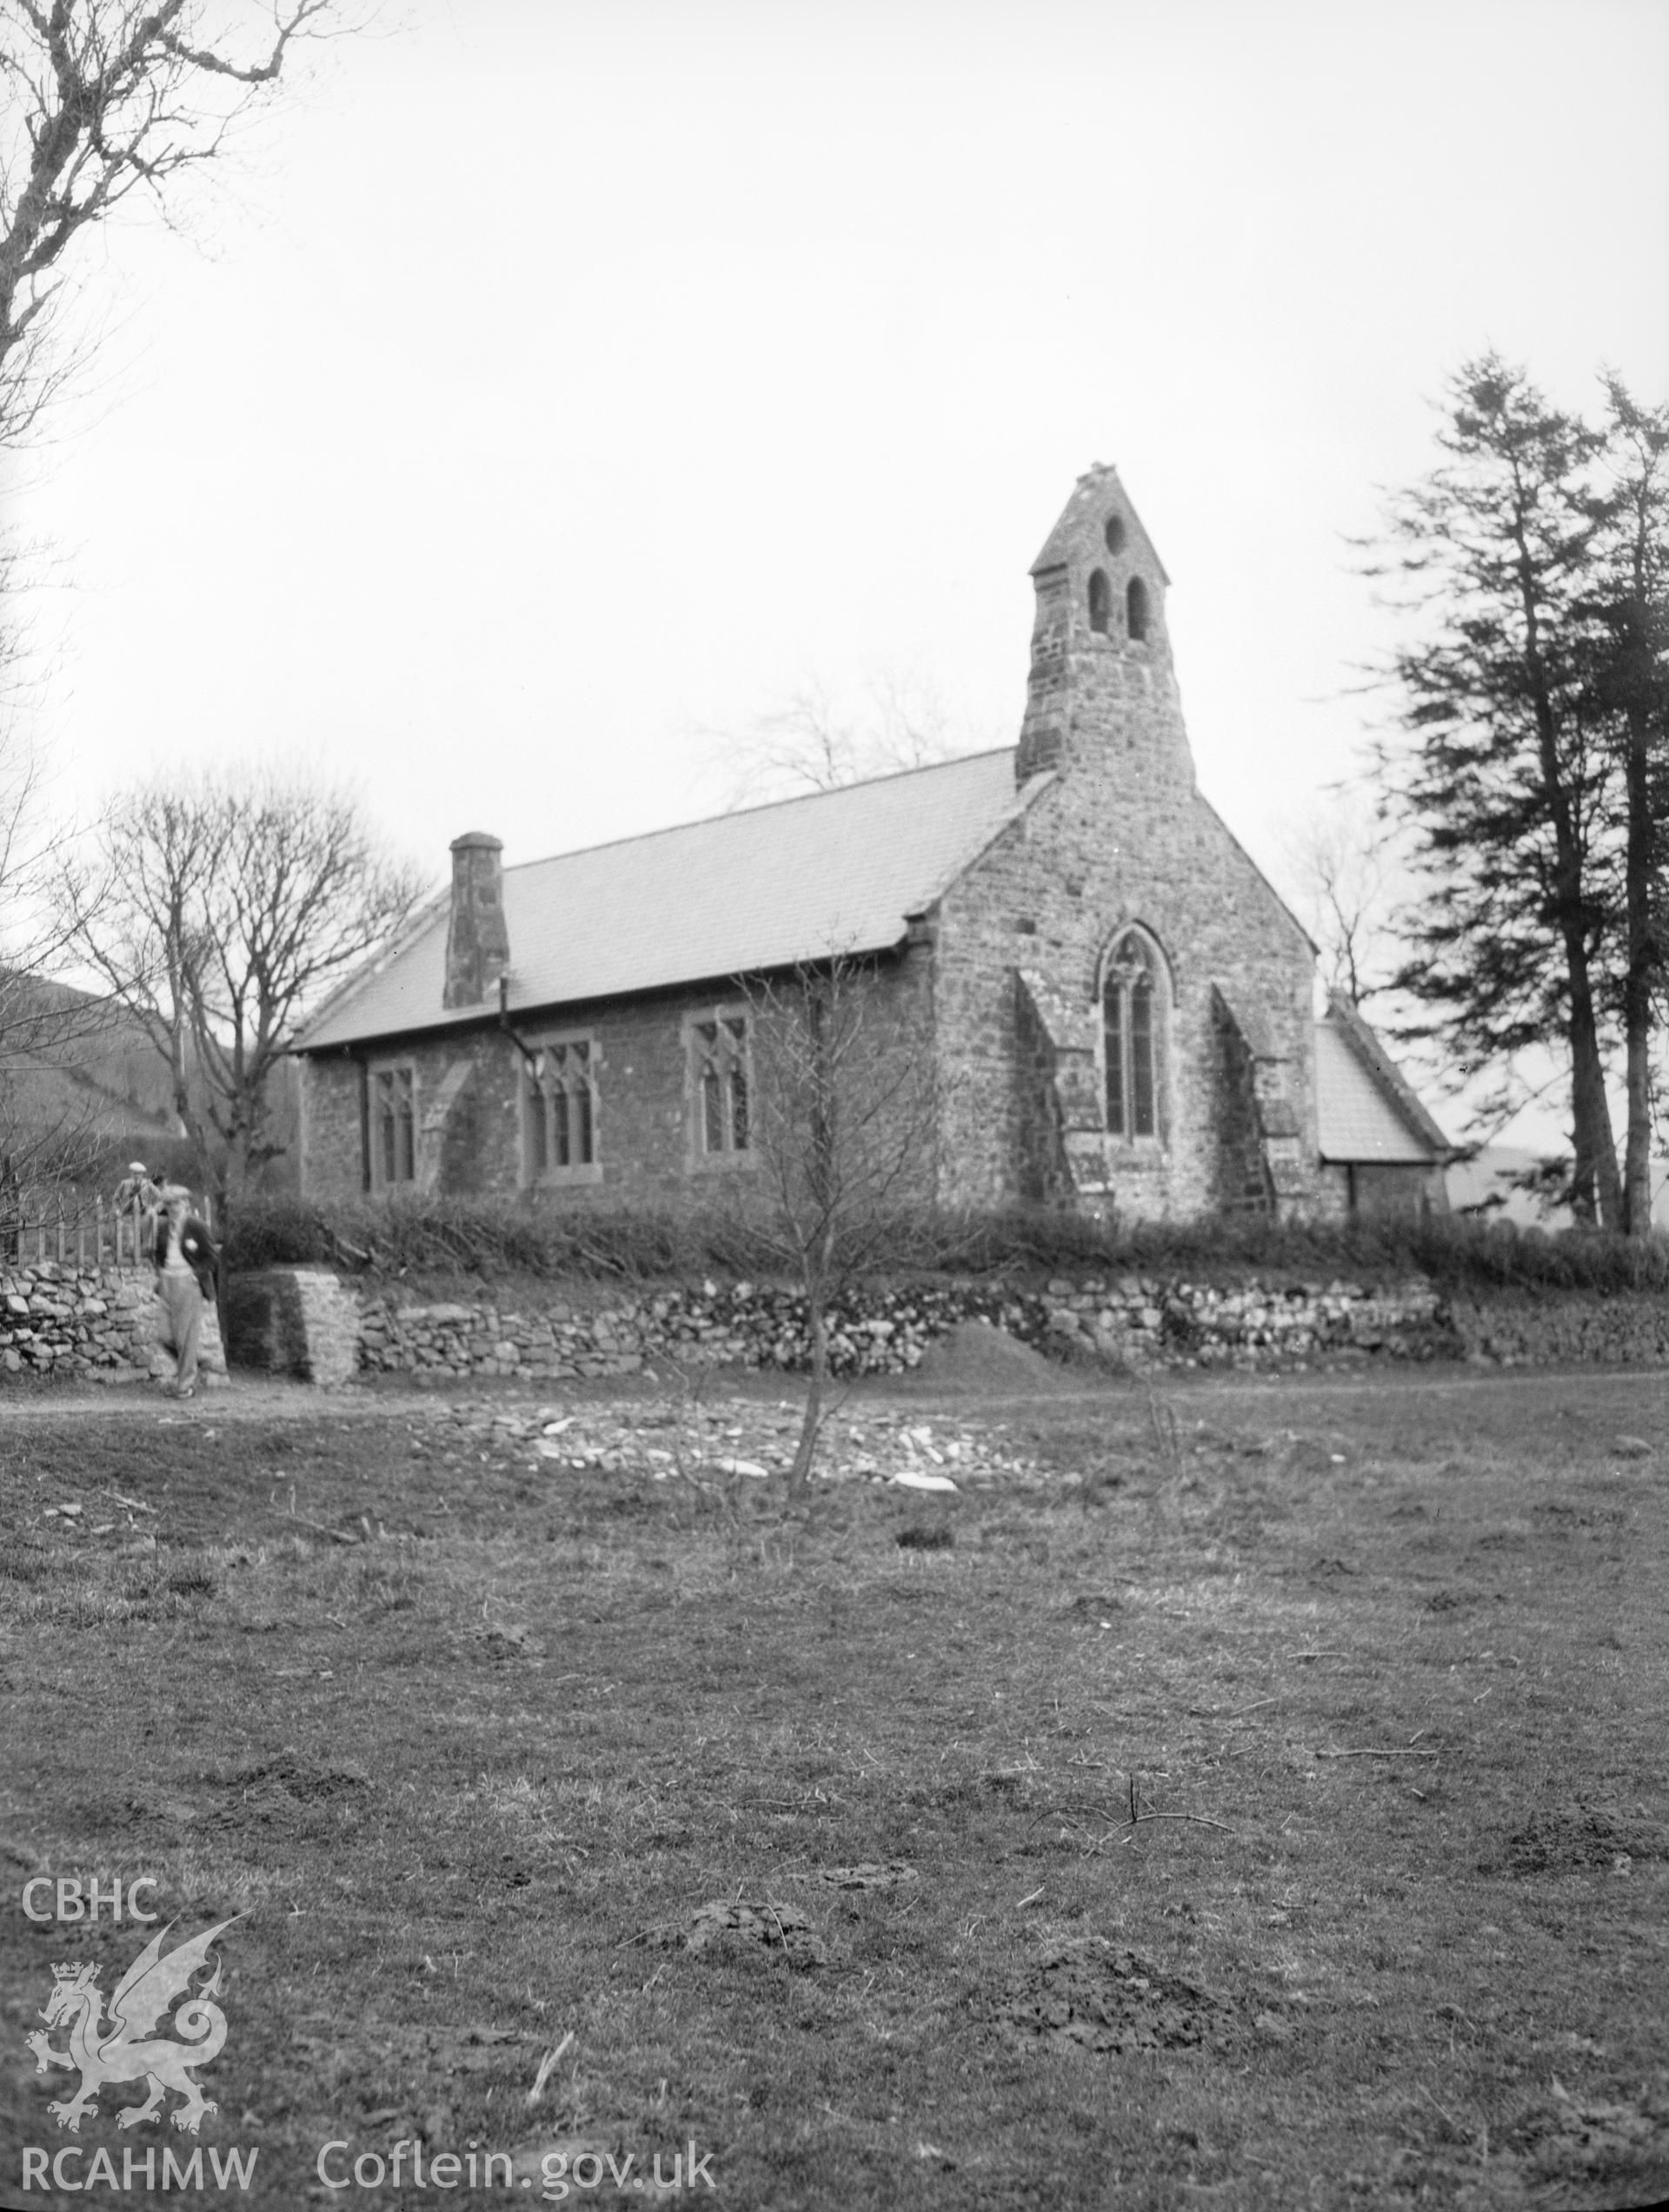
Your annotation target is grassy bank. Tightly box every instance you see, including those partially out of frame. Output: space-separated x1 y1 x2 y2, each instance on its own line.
3 1370 1666 2208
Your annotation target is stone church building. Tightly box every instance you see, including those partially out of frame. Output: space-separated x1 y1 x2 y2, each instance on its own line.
295 468 1447 1220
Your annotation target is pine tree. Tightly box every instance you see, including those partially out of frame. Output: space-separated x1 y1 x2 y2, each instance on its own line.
1587 381 1669 1233
1374 355 1625 1226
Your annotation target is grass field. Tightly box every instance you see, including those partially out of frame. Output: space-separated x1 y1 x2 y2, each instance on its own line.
2 1365 1666 2211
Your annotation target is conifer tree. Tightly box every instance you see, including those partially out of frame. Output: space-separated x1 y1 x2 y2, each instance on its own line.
1374 356 1625 1225
1587 380 1669 1232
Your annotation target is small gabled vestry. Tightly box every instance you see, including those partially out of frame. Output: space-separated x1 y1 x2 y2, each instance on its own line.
294 467 1448 1221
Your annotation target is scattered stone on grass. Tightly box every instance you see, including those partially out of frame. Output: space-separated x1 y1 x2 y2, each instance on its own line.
667 1898 827 1969
422 1393 1049 1491
999 1943 1238 2056
1613 1434 1654 1458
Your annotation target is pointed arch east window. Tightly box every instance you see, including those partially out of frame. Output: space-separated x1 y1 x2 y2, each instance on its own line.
1103 933 1162 1139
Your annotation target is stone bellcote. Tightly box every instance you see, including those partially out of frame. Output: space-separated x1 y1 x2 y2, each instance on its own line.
442 831 511 1009
1014 464 1195 794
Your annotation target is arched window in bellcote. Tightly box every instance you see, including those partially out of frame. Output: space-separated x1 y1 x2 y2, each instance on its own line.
1126 575 1151 642
1103 930 1164 1139
1087 568 1112 634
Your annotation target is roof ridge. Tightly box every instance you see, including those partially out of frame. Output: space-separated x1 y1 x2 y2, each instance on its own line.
498 745 1018 875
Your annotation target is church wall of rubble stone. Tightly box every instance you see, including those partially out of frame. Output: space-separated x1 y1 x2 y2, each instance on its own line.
299 953 935 1213
926 465 1319 1221
294 466 1424 1226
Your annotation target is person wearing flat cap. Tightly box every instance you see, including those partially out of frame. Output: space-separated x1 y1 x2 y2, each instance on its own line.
115 1164 218 1398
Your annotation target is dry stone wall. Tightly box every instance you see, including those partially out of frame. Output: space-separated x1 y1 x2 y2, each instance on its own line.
0 1259 227 1383
344 1271 1453 1381
19 1260 1668 1388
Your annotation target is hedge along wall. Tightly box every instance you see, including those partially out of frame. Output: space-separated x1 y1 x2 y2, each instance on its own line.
1444 1288 1669 1368
226 1267 1455 1383
0 1259 228 1382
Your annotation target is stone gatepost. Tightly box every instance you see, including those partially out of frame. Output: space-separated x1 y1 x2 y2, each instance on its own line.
223 1266 361 1385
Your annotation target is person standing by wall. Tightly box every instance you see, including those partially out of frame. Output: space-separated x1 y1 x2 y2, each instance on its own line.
153 1184 218 1398
116 1166 219 1398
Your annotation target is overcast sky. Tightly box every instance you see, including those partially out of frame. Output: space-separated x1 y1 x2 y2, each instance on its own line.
8 0 1668 1049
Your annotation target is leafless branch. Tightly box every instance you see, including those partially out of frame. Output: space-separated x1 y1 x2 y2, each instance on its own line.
697 668 987 812
0 0 349 442
736 953 940 1488
57 762 429 1206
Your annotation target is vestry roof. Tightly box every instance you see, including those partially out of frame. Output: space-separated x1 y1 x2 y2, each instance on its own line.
297 749 1043 1052
1314 1000 1450 1165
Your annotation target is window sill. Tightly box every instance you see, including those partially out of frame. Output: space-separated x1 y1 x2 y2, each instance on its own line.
688 1147 756 1176
528 1165 604 1189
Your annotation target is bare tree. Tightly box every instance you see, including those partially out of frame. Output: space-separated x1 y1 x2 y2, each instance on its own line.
0 0 340 441
60 765 427 1215
741 955 937 1491
702 669 983 811
1273 790 1405 1007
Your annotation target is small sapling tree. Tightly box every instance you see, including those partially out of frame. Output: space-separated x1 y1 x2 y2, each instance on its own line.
741 954 937 1491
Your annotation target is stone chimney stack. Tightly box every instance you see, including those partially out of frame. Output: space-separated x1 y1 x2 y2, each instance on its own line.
442 832 511 1009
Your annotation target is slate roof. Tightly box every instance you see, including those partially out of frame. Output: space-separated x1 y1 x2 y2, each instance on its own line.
1314 999 1450 1164
297 749 1044 1052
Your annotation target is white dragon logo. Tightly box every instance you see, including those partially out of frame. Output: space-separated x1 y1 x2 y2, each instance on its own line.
24 1916 241 2136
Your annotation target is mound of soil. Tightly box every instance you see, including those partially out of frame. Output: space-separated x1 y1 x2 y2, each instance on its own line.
225 1750 372 1802
911 1320 1076 1395
188 1749 375 1833
811 1862 917 1892
1000 1942 1237 2056
1490 1803 1669 1876
667 1898 827 1969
